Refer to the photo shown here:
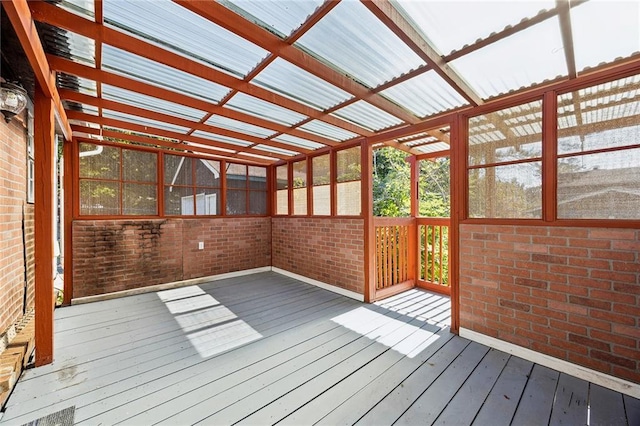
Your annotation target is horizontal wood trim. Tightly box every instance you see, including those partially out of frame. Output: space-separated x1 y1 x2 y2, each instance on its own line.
374 279 414 302
373 217 415 226
271 267 364 302
416 280 451 297
416 217 451 226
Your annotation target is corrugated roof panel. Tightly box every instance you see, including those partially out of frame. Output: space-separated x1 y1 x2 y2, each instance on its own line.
253 58 353 110
416 142 450 154
225 93 308 126
295 0 424 88
56 0 94 18
381 70 468 117
191 130 254 147
254 144 299 156
103 0 268 78
299 120 359 142
221 0 324 38
186 142 237 154
102 109 191 133
394 0 554 56
450 17 566 99
102 85 207 122
38 26 95 66
63 100 99 116
272 134 325 150
331 100 404 131
205 115 276 138
237 152 280 162
571 1 640 72
57 73 97 96
102 45 231 103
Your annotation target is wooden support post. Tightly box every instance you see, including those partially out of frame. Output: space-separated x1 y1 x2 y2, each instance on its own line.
361 141 376 303
34 86 55 366
449 114 465 334
62 140 73 306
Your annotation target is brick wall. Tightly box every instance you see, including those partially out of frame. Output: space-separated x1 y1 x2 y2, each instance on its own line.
0 114 35 333
72 217 271 298
272 217 364 295
460 224 640 384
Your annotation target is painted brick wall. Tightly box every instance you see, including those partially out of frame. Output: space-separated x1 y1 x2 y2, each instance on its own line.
460 224 640 384
0 114 35 333
272 217 364 295
72 217 271 298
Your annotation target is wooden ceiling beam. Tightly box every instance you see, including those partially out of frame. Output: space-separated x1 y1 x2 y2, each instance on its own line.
556 0 577 79
29 1 372 137
174 0 418 125
362 0 483 106
1 0 72 139
381 140 422 156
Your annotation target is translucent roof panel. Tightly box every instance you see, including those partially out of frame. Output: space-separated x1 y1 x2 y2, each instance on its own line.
39 27 95 66
299 120 359 142
415 142 450 154
56 0 94 19
102 85 207 122
331 101 403 131
103 0 268 78
221 0 324 38
102 110 191 134
450 17 566 99
296 0 425 88
225 93 307 126
57 73 97 96
272 134 325 150
205 115 276 138
254 144 299 156
571 1 640 72
62 101 98 116
191 130 254 147
380 70 468 117
394 0 555 56
102 45 231 103
252 58 353 110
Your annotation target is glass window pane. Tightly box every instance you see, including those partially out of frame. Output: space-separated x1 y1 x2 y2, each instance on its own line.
248 166 267 190
468 162 542 219
469 100 543 166
164 186 194 215
196 159 221 187
313 154 330 186
80 180 120 215
276 189 288 215
123 149 157 183
194 188 220 216
337 146 361 182
337 181 361 216
557 74 640 155
293 188 307 215
79 143 120 180
123 183 157 215
164 154 192 186
312 185 331 216
276 164 288 190
249 190 267 215
226 189 247 215
227 163 248 189
293 161 307 188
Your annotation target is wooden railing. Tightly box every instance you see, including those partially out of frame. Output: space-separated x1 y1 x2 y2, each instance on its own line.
417 217 450 295
373 217 416 300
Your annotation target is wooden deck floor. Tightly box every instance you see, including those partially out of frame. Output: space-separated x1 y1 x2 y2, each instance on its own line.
1 272 638 425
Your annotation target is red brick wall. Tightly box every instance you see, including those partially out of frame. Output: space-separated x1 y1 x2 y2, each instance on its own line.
0 114 35 333
272 217 364 295
72 217 271 298
460 224 640 384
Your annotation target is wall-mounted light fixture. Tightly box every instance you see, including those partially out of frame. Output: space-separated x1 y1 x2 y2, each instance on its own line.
0 82 28 123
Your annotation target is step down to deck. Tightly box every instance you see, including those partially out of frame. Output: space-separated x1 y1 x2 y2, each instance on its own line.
0 311 35 408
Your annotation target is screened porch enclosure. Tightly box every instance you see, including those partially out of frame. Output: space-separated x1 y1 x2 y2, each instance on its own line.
1 0 639 420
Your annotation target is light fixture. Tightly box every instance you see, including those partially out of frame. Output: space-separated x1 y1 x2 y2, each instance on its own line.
0 82 28 123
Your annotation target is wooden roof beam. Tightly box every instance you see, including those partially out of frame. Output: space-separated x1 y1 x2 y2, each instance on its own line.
381 140 422 156
29 1 372 137
362 0 483 107
556 0 577 79
173 0 419 125
1 0 72 139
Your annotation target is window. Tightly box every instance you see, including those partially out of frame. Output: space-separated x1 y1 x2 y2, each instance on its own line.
226 163 268 215
275 164 288 215
80 143 158 215
467 100 543 218
26 101 34 204
292 160 307 215
312 154 331 215
164 154 220 216
336 146 361 215
556 74 640 219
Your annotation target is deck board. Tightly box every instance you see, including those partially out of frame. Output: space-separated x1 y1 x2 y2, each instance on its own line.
1 271 638 426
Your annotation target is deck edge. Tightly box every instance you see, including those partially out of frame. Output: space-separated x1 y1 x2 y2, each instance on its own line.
271 267 365 302
460 327 640 399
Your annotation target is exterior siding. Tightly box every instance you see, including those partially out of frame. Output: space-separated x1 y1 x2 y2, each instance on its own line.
459 224 640 384
0 113 35 333
72 217 271 298
272 217 365 295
